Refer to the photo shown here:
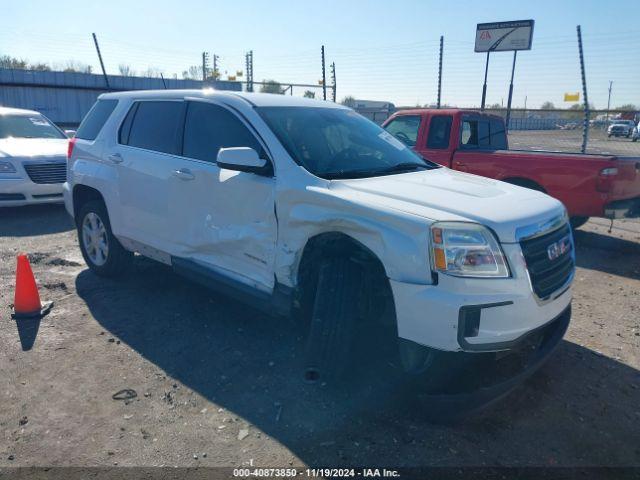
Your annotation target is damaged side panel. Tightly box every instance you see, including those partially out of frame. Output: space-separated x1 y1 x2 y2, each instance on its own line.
275 185 433 289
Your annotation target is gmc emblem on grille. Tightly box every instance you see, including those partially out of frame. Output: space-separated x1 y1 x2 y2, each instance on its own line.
547 235 571 261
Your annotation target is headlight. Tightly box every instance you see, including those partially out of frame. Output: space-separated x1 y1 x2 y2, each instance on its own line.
430 222 510 278
0 161 17 174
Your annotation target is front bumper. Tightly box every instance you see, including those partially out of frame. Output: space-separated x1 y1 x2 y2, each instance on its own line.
390 243 573 352
415 305 571 417
0 178 64 207
605 197 640 219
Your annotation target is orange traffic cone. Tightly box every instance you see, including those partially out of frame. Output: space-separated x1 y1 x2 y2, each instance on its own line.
11 254 53 319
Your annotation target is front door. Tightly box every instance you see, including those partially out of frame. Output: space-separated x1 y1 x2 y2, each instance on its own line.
168 99 277 292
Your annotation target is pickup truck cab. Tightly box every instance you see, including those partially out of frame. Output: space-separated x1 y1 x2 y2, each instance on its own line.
65 91 573 397
383 109 640 228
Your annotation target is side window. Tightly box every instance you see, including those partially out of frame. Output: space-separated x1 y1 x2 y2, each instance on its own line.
384 115 421 147
126 101 184 155
490 119 507 149
118 103 138 145
426 115 452 149
460 119 490 148
182 101 262 163
461 120 477 147
76 99 118 140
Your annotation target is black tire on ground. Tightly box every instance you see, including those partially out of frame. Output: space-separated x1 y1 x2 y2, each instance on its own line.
303 257 363 383
570 216 589 230
76 200 132 277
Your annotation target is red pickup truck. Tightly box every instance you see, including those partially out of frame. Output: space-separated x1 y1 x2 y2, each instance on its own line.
382 109 640 228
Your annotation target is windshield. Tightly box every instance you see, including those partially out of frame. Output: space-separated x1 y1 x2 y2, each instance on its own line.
257 106 438 179
0 114 66 139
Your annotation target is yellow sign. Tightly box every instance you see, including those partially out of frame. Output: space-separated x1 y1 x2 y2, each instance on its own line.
228 75 236 81
564 92 580 102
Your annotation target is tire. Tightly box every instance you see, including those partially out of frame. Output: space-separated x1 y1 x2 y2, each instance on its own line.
570 216 589 230
76 200 132 277
303 257 363 383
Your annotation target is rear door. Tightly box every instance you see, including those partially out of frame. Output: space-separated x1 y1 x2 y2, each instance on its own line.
109 99 186 255
168 99 277 292
417 114 454 166
451 115 507 176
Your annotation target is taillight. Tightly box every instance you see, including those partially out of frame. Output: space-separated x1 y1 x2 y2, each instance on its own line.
67 137 76 160
596 166 618 192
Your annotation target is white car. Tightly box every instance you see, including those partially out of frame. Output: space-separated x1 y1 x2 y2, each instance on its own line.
64 90 573 392
0 107 69 206
632 125 639 142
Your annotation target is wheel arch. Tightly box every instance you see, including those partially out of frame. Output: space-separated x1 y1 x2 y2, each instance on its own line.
502 177 547 193
72 184 105 222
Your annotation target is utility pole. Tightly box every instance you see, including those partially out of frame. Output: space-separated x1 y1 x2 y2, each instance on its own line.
606 80 613 125
481 51 490 110
437 35 443 109
212 54 219 80
577 25 589 154
245 51 254 92
330 62 336 102
505 50 517 132
92 33 110 89
202 52 209 81
321 45 327 101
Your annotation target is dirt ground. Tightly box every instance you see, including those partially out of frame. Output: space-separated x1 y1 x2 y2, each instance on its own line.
1 204 639 470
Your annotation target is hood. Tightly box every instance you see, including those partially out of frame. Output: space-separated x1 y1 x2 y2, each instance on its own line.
0 138 68 159
330 168 565 243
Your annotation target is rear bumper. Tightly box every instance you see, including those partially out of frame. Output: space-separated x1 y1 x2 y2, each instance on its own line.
605 197 640 219
0 178 64 207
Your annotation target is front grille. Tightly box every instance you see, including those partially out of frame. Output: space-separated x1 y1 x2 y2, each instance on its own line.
23 162 66 184
520 223 574 300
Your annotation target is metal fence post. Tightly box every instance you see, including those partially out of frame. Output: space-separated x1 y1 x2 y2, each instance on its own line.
577 25 589 154
437 36 443 109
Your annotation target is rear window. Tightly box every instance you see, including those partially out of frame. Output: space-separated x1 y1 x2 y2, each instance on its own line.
460 117 506 149
124 101 184 155
75 99 118 140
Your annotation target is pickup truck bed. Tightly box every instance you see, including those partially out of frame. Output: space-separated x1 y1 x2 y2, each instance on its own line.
383 109 640 222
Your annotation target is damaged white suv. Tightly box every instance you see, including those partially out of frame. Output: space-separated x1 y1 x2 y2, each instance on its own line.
65 90 574 393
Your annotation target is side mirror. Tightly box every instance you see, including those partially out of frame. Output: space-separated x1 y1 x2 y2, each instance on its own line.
64 129 76 138
216 147 268 173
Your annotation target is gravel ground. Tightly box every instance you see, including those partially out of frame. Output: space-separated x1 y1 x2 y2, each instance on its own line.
1 205 639 470
509 129 640 156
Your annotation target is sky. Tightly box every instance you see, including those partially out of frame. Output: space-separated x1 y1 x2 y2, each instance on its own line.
2 0 638 109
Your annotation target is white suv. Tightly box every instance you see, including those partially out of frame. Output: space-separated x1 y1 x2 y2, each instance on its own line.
65 90 574 393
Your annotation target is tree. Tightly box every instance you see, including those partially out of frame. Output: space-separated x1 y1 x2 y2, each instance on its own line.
303 90 315 99
141 67 163 78
540 101 555 110
61 60 92 73
615 104 637 111
488 103 502 109
182 65 204 80
341 96 356 107
260 80 283 94
118 64 135 76
0 55 28 69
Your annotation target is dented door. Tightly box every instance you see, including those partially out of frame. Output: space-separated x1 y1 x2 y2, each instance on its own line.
168 100 277 292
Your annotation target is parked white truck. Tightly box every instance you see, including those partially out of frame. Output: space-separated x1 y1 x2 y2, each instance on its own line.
64 90 574 394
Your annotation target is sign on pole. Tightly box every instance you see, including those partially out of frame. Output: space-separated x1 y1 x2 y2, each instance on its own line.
564 92 580 102
475 20 534 52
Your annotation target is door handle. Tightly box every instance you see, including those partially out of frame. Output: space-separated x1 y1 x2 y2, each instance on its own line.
172 168 195 181
107 153 123 164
